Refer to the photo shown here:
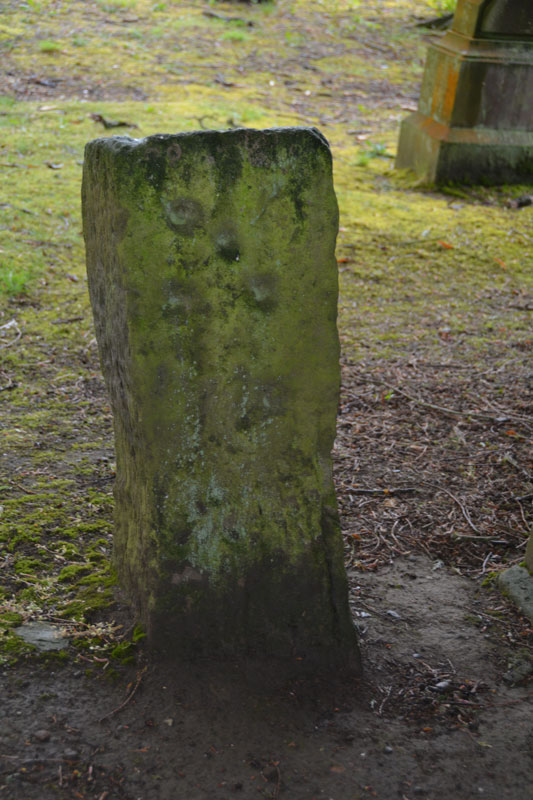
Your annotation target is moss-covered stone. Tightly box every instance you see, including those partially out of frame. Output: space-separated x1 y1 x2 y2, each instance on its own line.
83 127 359 671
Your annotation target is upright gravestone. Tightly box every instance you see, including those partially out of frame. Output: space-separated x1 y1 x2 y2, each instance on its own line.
396 0 533 184
82 127 360 671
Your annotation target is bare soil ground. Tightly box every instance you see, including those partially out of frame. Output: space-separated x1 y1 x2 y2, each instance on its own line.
0 1 532 798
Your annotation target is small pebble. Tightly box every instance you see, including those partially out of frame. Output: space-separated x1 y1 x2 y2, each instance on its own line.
33 729 51 742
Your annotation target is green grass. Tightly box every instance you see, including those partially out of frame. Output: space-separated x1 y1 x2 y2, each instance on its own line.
38 40 61 53
96 0 138 12
426 0 456 13
221 30 249 43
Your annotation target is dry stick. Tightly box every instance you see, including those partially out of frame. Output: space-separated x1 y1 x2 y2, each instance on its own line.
391 386 510 423
348 487 420 496
9 481 40 496
486 694 533 708
415 12 453 29
0 319 21 349
420 482 482 536
465 391 533 425
268 761 282 800
99 666 147 723
480 552 493 575
516 500 530 533
202 9 253 25
377 685 393 716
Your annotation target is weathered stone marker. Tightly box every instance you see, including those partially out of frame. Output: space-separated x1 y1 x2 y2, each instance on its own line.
82 127 360 670
396 0 533 184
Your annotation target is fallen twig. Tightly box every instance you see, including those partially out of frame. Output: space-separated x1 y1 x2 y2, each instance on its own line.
9 481 40 495
0 319 21 349
415 13 453 29
377 685 393 716
99 666 147 723
203 10 253 26
265 761 282 799
51 316 84 325
421 482 481 535
90 113 138 130
348 487 421 496
390 385 520 424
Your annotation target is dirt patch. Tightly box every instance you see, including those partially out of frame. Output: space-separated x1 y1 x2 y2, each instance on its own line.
3 69 148 102
1 558 531 800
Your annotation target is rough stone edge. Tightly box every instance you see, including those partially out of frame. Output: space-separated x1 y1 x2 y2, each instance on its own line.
498 565 533 623
84 125 332 153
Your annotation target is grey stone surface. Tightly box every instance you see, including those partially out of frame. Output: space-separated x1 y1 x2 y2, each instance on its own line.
14 621 69 651
498 565 533 623
82 127 359 670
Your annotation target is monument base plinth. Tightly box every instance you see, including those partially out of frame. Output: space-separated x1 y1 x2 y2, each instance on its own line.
395 0 533 185
397 111 533 185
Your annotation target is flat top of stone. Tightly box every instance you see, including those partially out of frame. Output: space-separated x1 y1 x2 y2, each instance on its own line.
84 126 331 161
87 125 329 144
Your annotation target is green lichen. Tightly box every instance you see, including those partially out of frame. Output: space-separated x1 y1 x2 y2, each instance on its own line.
0 632 37 666
0 612 24 627
82 127 360 666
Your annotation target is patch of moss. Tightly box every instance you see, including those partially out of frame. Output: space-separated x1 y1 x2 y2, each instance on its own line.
57 563 92 583
76 569 116 589
13 557 45 574
0 611 24 627
481 572 498 587
110 640 136 665
110 623 145 664
0 631 37 666
56 590 113 620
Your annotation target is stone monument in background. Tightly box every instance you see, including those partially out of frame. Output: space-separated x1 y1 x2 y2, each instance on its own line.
396 0 533 184
82 127 360 671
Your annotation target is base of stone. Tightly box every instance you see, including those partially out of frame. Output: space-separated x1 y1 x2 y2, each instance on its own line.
498 565 533 623
396 112 533 185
